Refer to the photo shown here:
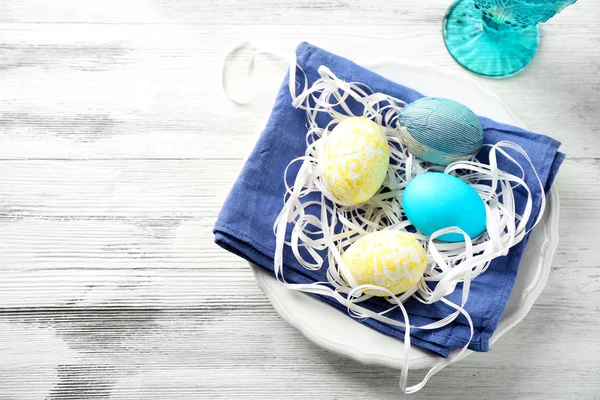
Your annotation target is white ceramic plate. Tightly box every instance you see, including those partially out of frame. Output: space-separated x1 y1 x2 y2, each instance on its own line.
250 62 560 370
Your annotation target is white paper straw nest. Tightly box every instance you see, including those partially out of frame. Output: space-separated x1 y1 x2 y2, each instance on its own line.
272 63 546 393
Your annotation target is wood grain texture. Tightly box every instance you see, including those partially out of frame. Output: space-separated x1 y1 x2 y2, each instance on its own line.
1 0 600 399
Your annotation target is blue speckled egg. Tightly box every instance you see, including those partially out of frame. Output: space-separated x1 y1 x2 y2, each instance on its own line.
402 172 486 242
399 97 483 165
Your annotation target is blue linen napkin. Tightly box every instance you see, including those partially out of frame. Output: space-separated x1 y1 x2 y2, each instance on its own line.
214 42 564 357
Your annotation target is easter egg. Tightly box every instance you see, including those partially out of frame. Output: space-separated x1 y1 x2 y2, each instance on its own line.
398 97 483 165
322 117 390 205
402 172 486 242
341 230 427 296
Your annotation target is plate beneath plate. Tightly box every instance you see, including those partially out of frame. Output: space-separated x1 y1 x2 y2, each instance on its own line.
251 62 560 370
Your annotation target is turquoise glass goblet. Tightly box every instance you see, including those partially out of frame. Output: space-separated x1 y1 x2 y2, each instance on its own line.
443 0 577 77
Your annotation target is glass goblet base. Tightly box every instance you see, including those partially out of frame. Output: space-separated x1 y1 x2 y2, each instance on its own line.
443 0 540 77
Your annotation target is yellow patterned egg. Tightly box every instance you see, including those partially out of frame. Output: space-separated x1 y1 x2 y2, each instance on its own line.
341 231 427 296
322 117 390 205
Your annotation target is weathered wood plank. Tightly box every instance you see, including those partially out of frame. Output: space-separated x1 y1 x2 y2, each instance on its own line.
1 285 599 400
0 158 597 310
0 0 595 27
0 158 594 218
0 23 598 160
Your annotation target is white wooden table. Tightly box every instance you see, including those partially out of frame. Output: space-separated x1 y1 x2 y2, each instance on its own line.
1 1 599 399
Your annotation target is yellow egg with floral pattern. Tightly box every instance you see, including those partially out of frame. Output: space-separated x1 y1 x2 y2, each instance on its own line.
342 231 427 296
322 117 390 205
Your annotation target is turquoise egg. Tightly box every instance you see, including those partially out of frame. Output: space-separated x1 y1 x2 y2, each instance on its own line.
398 97 483 166
402 172 486 242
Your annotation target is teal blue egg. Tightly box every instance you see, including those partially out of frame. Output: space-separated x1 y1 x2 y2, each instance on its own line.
402 172 486 242
399 97 483 165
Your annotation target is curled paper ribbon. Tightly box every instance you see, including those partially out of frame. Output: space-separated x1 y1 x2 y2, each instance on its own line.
273 62 546 393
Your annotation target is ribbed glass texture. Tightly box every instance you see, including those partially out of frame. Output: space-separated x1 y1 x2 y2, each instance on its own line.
443 0 577 77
